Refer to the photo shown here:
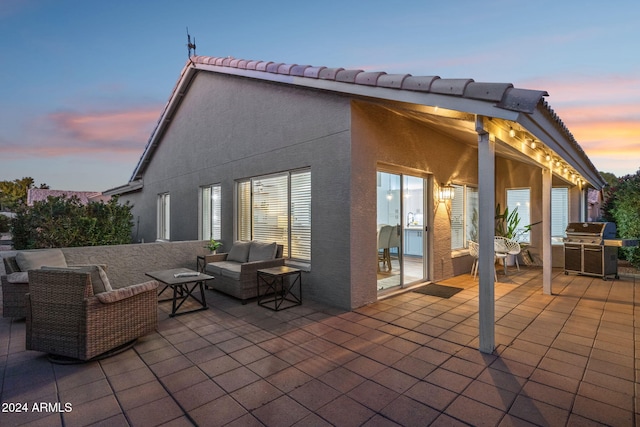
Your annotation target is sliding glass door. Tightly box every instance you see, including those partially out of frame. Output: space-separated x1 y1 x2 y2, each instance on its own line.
377 171 428 293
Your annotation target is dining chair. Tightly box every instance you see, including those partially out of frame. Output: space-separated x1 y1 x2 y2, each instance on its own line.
377 225 393 271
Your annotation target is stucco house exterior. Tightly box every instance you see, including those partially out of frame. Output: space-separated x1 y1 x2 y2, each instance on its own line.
107 54 604 350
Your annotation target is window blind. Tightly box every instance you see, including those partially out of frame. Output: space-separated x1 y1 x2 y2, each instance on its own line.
291 171 311 261
552 187 569 239
201 185 221 240
237 170 311 261
506 188 530 242
237 181 251 241
466 187 479 243
157 193 170 240
252 175 289 254
450 185 465 249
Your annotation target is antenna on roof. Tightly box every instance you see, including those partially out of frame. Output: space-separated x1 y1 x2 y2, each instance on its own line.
186 27 197 59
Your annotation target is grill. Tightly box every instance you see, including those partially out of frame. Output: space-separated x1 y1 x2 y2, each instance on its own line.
564 222 638 280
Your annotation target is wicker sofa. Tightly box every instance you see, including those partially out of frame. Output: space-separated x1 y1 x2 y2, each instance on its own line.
2 249 70 318
26 267 158 361
205 241 284 304
2 241 210 318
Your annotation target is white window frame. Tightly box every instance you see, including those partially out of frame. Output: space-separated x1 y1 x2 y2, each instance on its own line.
450 184 478 250
157 193 170 241
200 184 222 240
237 169 311 262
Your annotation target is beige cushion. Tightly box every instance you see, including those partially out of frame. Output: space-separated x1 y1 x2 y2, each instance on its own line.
42 265 112 295
227 241 252 263
96 280 158 304
16 249 67 271
248 241 277 262
6 272 29 284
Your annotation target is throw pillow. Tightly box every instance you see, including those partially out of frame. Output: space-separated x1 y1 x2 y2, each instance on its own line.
16 249 67 271
248 241 277 262
42 265 112 295
227 241 252 263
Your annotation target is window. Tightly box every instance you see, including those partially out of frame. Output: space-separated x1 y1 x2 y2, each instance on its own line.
451 185 478 250
157 193 170 240
200 184 221 240
552 187 569 243
506 188 530 242
237 169 311 261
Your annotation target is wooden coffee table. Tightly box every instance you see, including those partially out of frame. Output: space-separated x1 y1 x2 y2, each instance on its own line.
146 268 213 317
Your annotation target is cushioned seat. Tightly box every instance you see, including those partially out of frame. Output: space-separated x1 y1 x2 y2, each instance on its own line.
26 267 159 361
205 241 284 303
2 249 69 318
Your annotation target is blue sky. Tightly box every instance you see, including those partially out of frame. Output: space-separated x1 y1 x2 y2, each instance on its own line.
1 0 639 191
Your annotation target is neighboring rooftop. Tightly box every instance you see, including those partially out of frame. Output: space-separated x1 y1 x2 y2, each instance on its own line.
27 189 108 206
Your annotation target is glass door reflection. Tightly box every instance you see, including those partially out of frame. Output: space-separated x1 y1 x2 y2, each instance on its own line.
402 175 425 285
377 172 427 293
377 172 402 291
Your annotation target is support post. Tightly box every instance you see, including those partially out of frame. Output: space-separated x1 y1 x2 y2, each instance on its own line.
476 116 495 354
542 166 552 294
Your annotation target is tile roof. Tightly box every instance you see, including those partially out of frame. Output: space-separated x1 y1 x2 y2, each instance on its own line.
26 189 106 206
119 54 604 190
191 56 547 114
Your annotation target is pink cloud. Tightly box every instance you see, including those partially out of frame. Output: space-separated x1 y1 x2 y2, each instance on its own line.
0 106 161 160
521 74 640 105
49 109 158 146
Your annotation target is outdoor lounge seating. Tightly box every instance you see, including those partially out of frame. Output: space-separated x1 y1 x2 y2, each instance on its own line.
204 241 284 304
2 249 69 318
26 267 159 361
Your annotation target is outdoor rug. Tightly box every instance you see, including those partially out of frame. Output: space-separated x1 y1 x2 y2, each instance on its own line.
413 283 463 298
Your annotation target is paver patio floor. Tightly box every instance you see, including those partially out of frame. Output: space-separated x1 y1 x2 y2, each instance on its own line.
1 267 638 426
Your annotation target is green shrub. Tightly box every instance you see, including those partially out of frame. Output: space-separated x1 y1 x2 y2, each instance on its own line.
0 214 10 233
11 196 133 250
603 170 640 268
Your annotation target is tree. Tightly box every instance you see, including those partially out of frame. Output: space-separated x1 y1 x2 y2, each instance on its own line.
11 195 133 249
602 169 640 268
0 177 49 211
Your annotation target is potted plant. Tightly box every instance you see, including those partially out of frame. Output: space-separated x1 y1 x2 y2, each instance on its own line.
204 239 223 254
496 204 521 266
495 204 520 240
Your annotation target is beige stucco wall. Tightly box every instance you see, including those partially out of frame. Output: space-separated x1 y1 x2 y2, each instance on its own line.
350 101 478 298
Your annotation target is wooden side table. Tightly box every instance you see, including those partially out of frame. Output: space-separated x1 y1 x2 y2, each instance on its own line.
257 266 302 311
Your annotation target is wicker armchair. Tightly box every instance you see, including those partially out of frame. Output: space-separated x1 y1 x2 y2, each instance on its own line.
2 256 29 318
26 269 159 361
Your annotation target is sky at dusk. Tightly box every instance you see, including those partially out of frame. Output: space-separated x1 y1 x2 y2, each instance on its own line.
1 0 639 191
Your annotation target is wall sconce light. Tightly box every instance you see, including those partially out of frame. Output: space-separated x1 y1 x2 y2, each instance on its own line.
545 154 551 162
530 140 537 149
439 184 455 201
509 127 516 138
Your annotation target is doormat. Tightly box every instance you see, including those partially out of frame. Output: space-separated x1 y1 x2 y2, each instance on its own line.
413 283 463 298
